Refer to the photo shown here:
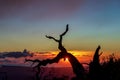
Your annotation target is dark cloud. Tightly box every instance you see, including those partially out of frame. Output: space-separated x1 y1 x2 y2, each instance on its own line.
0 50 33 58
37 52 51 54
34 52 55 57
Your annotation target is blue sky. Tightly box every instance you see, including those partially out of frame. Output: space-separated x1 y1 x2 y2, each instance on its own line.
0 0 120 52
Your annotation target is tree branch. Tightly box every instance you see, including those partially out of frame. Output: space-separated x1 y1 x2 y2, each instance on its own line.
25 24 86 80
45 35 59 42
25 52 85 79
99 52 103 56
46 24 69 53
60 24 69 36
25 52 65 67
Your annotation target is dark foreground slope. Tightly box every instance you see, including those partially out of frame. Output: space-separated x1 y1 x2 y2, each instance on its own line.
0 66 74 80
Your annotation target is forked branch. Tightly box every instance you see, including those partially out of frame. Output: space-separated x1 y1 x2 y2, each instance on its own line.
46 24 69 53
45 35 59 42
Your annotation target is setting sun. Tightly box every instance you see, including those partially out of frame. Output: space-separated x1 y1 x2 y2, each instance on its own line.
65 57 69 62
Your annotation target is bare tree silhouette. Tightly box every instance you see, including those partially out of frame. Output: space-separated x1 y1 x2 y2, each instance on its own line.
24 25 120 80
93 45 102 64
89 45 103 80
25 24 85 80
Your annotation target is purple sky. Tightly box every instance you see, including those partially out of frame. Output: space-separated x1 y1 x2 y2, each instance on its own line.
0 0 120 53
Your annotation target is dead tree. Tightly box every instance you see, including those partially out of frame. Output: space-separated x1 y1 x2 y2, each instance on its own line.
89 45 103 80
93 45 102 64
25 24 85 80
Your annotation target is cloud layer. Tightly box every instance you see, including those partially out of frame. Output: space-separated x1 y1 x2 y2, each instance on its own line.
0 49 32 58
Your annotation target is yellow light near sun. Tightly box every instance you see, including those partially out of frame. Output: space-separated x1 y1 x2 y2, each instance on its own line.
50 50 93 63
68 51 83 56
65 57 69 61
51 51 59 55
68 50 93 56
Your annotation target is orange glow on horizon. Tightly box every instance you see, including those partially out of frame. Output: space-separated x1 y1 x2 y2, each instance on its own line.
68 50 93 56
1 50 119 67
16 50 119 67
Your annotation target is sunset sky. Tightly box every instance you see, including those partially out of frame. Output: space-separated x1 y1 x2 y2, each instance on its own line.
0 0 120 53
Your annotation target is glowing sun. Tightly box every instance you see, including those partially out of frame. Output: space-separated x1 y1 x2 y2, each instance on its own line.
65 57 69 62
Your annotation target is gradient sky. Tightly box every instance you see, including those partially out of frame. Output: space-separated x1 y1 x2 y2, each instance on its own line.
0 0 120 53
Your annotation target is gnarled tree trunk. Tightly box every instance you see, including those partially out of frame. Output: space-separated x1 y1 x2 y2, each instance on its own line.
89 46 103 80
25 24 85 80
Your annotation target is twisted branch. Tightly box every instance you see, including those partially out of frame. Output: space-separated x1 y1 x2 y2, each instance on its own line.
46 24 69 53
25 24 85 80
